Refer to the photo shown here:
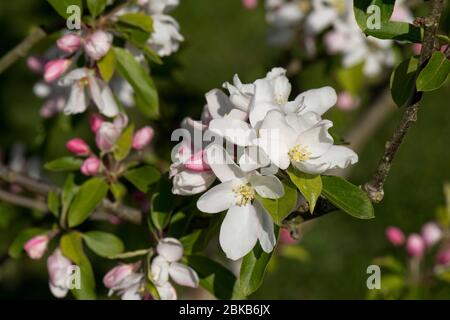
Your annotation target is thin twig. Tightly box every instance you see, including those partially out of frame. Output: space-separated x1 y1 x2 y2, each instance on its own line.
0 189 48 212
0 165 142 224
363 0 446 203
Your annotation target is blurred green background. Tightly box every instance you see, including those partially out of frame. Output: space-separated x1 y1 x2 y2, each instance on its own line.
0 0 449 299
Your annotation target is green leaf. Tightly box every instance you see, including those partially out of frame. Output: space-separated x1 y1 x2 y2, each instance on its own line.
123 165 161 193
256 182 297 226
110 182 127 202
186 255 237 300
61 174 78 223
46 0 83 19
86 0 107 18
47 191 60 218
416 51 450 92
150 175 176 230
321 176 375 220
9 228 47 258
108 249 150 260
114 124 134 161
118 13 153 33
179 215 222 254
236 231 279 298
114 47 159 118
82 231 124 258
97 48 116 83
60 232 96 300
390 56 420 107
353 1 422 42
67 178 109 227
115 23 151 45
44 157 83 172
287 167 322 213
373 256 405 273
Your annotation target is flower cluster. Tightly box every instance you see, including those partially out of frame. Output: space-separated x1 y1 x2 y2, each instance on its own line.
264 0 412 77
170 67 358 260
28 0 183 119
66 113 154 177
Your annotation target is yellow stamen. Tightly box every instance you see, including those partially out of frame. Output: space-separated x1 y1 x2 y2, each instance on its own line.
233 183 255 206
288 144 312 162
298 0 312 13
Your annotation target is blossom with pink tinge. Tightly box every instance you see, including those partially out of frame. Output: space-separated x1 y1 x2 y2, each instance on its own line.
84 30 112 61
104 263 144 300
337 91 360 111
132 126 155 150
27 56 44 74
44 59 71 83
57 33 81 54
385 226 405 246
436 247 450 266
81 156 101 176
47 248 73 298
66 138 90 156
90 114 103 133
96 122 121 151
421 222 442 247
406 234 425 258
24 235 49 260
103 264 135 288
280 228 298 245
242 0 258 9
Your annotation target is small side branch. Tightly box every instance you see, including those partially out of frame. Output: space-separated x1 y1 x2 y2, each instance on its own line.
363 0 446 203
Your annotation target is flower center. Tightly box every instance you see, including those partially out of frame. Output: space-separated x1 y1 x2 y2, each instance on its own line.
288 144 312 162
79 77 89 87
298 0 312 13
233 183 255 206
274 94 288 105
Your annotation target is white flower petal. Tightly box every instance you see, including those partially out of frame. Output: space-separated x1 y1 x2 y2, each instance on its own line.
157 238 184 262
296 120 333 157
49 283 69 298
208 118 254 147
169 263 199 288
88 77 119 117
58 68 89 87
157 282 177 300
254 201 276 253
121 283 142 300
248 174 284 199
151 256 170 286
297 86 337 116
219 204 259 260
205 89 234 119
206 145 244 182
197 181 236 213
64 83 88 115
238 146 271 172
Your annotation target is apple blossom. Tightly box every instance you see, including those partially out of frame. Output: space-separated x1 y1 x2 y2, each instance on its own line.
27 56 44 73
242 0 259 9
386 226 405 246
24 235 49 260
421 222 442 247
151 238 199 300
84 30 112 61
47 249 73 298
337 91 360 111
81 156 101 176
104 263 144 300
406 234 426 258
58 68 119 117
148 14 184 57
197 145 284 260
133 126 155 150
66 138 90 156
90 113 103 133
44 59 71 83
57 33 81 54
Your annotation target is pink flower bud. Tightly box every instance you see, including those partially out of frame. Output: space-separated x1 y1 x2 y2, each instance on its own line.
81 156 101 176
385 226 405 246
103 264 135 288
242 0 258 9
84 30 112 61
24 235 49 260
44 59 71 83
406 234 425 258
90 113 103 133
96 122 121 151
27 56 44 73
184 149 211 172
280 228 299 245
421 222 442 247
337 91 360 111
57 33 81 54
132 126 154 150
436 247 450 266
66 138 90 156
